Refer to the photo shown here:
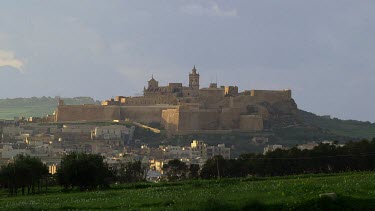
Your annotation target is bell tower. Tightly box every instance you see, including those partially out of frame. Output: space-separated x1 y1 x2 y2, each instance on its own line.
147 75 159 89
189 65 200 90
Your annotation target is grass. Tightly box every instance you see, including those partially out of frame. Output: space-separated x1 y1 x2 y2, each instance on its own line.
0 106 55 120
0 172 375 210
0 97 98 120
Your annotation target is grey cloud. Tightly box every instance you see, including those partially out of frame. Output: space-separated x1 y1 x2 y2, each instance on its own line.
181 1 237 17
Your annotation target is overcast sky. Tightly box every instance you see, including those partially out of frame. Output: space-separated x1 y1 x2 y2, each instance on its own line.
0 1 374 122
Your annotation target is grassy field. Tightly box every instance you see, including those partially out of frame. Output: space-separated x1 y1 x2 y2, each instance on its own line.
0 105 55 120
0 97 98 120
0 172 374 210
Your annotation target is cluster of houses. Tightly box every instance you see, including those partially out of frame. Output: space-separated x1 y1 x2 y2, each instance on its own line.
0 119 230 181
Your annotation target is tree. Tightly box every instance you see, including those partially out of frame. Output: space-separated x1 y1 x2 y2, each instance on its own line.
117 161 147 183
57 152 113 191
189 164 200 179
0 154 49 196
200 156 228 179
163 159 188 182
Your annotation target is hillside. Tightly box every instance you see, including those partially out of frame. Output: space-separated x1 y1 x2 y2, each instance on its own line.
296 110 375 139
1 172 374 210
0 97 99 120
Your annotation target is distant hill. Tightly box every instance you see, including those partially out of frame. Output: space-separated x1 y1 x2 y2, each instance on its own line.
295 109 375 139
0 97 100 120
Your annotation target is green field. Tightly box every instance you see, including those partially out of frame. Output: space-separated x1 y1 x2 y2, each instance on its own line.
1 172 374 210
0 97 99 120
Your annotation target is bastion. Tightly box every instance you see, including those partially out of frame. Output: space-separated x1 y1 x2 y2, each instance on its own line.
52 66 297 134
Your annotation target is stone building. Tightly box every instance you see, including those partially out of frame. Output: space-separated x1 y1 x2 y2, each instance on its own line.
190 140 231 161
52 66 297 135
91 125 135 141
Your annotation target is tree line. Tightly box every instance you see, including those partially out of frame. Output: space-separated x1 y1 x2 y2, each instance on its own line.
0 153 148 195
200 139 375 179
0 155 49 196
152 139 375 181
1 139 375 195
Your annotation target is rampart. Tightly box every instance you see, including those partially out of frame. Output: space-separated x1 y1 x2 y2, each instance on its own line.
55 105 120 122
52 68 295 135
239 115 263 131
161 109 180 132
120 105 178 124
249 89 291 103
121 96 178 106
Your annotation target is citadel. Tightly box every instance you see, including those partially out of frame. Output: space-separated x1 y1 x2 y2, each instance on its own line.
53 66 297 134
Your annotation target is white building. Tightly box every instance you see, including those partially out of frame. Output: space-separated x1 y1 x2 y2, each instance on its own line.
159 145 190 159
62 124 96 134
297 142 319 150
1 145 29 159
91 125 135 140
190 140 231 161
251 137 269 145
207 144 231 160
296 141 345 150
2 126 26 137
263 144 288 155
190 140 207 161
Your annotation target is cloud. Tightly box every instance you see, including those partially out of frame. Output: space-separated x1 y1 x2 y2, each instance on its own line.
181 2 237 17
0 50 24 71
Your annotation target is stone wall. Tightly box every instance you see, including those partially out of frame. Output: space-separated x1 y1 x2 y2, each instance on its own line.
199 88 225 108
161 106 264 133
219 108 241 129
120 105 177 124
55 104 178 124
161 109 180 133
198 109 220 130
121 96 178 105
250 90 291 103
55 105 120 122
178 109 200 131
239 115 264 131
54 84 293 135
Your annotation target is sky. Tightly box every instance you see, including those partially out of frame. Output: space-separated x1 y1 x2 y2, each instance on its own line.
0 1 374 122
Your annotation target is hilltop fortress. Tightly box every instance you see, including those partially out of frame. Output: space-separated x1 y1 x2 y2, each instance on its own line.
53 66 298 134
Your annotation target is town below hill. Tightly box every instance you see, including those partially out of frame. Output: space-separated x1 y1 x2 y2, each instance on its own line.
1 97 375 193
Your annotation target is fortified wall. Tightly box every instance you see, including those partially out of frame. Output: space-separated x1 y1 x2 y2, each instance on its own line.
55 104 177 124
55 105 120 122
102 96 178 106
52 66 297 135
161 107 264 134
120 105 178 124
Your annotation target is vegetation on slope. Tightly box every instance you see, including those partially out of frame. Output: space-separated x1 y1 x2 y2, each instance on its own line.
296 109 375 139
0 97 99 120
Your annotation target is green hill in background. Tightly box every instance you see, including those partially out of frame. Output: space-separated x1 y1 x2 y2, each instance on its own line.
0 97 99 120
296 110 375 139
